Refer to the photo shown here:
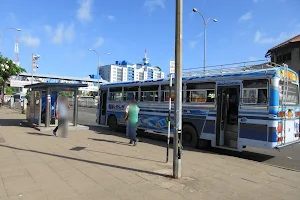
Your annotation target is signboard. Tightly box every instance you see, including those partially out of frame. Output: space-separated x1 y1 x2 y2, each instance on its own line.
10 80 39 87
170 61 175 74
279 70 298 82
78 86 98 92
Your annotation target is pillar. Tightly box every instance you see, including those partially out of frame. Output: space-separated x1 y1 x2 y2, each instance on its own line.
38 90 42 126
73 89 78 126
45 88 51 127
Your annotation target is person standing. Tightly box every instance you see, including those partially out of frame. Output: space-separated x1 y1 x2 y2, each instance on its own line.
124 100 140 146
53 96 68 136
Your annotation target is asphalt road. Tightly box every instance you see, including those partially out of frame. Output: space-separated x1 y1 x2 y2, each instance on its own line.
74 106 300 171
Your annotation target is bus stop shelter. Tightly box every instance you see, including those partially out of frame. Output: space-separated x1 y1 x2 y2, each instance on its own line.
24 83 88 129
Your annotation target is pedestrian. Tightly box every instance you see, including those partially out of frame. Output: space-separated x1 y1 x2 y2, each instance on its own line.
124 99 140 146
53 96 68 136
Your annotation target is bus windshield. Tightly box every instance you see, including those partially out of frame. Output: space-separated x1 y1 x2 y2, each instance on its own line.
279 81 299 105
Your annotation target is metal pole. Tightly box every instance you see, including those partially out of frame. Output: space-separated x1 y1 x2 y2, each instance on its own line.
166 73 173 163
203 24 206 74
73 89 78 126
173 0 182 179
45 88 51 127
97 54 100 124
31 54 33 84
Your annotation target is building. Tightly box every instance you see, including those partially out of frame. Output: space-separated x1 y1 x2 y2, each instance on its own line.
99 49 164 82
265 34 300 74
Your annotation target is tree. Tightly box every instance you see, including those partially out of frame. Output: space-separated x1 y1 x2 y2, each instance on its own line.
0 55 26 100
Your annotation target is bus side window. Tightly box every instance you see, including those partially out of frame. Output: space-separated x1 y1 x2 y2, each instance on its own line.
186 82 215 103
123 86 139 101
141 85 159 102
242 79 268 104
109 87 123 101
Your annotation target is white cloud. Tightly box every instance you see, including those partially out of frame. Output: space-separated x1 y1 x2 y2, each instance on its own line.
94 37 104 48
188 40 198 48
254 30 297 44
197 32 203 38
239 12 252 22
108 15 115 21
20 35 40 48
44 23 75 45
65 24 75 43
144 0 165 12
249 56 257 61
77 0 93 22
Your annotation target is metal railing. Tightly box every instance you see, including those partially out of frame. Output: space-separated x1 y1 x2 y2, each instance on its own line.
182 60 281 77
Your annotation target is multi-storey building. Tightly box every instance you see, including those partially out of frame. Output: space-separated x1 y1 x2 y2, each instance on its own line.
99 50 164 82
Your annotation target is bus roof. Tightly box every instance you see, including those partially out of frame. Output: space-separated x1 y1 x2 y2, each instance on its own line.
101 64 298 88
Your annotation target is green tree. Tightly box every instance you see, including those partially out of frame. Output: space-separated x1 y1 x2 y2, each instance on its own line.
0 56 26 99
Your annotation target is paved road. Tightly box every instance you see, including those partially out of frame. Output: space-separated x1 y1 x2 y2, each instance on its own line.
75 106 300 171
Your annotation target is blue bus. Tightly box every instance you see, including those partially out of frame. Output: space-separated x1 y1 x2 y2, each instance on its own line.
97 62 300 151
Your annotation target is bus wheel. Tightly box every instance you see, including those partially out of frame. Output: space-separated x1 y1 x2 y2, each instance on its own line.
182 124 198 148
108 115 118 131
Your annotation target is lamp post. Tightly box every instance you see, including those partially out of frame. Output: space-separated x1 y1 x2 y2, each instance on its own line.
31 54 40 84
192 8 217 74
88 49 110 124
0 28 21 56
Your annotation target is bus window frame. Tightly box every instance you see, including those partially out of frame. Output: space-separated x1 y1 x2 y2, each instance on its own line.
242 79 269 105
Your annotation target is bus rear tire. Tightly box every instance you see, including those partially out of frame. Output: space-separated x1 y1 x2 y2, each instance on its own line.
108 115 118 131
182 124 198 148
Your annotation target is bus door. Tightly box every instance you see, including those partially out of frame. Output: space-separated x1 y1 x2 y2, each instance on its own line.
216 84 240 149
99 91 107 125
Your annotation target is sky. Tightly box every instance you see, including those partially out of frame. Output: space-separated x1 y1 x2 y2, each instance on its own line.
0 0 300 78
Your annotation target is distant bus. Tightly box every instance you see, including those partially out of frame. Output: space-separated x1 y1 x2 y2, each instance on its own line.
13 93 26 103
97 62 300 151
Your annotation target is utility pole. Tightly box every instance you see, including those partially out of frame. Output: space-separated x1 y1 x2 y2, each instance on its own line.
173 0 182 179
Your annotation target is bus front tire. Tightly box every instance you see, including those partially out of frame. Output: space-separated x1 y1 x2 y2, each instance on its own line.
182 124 198 148
108 115 118 131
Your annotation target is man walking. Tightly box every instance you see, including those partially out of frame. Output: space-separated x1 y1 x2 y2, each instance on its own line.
53 96 68 136
124 99 140 146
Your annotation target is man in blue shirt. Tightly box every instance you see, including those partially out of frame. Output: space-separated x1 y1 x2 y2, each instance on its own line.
53 96 69 136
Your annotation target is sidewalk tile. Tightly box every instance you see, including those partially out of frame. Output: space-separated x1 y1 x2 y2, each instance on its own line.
79 166 126 189
2 175 40 196
47 160 76 172
8 191 46 200
0 178 7 198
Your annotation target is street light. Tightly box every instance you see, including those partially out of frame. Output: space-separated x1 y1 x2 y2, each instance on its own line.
31 54 40 84
192 8 217 74
88 49 110 124
0 28 21 56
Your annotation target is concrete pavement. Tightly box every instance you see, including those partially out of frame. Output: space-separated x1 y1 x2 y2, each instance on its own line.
0 107 300 200
76 106 300 171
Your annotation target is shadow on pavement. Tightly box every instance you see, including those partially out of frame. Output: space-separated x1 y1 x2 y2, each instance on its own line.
26 132 53 137
86 124 275 164
0 119 23 126
85 148 163 163
0 144 172 178
89 138 131 146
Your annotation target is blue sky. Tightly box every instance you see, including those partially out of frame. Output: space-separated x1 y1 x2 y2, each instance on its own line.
0 0 300 77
